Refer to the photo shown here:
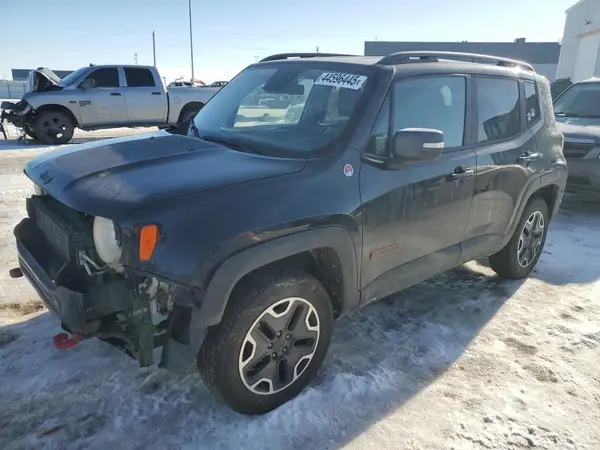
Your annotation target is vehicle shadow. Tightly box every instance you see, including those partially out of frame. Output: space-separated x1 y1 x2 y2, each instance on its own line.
0 263 523 449
529 192 600 286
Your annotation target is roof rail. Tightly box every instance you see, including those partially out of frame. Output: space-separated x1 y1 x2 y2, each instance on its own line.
377 51 535 72
259 53 354 62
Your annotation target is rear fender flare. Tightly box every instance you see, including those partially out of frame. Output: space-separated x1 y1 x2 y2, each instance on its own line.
196 227 360 328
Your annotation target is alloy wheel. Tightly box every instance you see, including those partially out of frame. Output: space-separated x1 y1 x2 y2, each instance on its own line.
517 210 545 267
238 297 320 395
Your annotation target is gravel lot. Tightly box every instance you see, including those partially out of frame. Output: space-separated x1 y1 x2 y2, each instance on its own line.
0 131 599 449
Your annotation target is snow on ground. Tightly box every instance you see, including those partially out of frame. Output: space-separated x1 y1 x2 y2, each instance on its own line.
0 135 599 449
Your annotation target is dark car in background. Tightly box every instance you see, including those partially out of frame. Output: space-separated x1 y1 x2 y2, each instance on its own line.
554 77 600 192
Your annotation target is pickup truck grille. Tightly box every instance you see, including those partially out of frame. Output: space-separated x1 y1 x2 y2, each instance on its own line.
563 141 594 159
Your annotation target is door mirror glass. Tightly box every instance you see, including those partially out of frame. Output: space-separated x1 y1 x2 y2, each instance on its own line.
79 78 95 89
392 128 444 162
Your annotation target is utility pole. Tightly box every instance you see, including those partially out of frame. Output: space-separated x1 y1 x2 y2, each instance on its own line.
152 30 157 66
188 0 195 83
134 53 138 64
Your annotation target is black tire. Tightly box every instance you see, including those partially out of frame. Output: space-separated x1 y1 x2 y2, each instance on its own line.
33 110 75 145
489 196 549 279
198 270 333 415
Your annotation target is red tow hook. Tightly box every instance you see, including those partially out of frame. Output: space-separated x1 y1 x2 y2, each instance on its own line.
53 332 83 350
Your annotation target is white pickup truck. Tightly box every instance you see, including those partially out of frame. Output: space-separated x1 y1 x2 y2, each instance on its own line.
0 65 221 144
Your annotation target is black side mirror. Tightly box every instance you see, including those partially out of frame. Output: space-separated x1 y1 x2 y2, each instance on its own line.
79 78 95 89
392 128 444 163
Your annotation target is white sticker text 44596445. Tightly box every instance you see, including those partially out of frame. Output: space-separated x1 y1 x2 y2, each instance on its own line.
314 72 367 90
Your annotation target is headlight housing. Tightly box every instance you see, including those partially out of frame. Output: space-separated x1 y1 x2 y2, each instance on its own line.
93 216 123 271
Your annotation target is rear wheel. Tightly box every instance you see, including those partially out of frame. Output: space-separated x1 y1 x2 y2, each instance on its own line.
33 110 74 145
489 197 549 279
198 270 333 415
179 104 202 124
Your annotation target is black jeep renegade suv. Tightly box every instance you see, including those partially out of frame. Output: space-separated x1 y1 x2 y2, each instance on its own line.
13 51 567 414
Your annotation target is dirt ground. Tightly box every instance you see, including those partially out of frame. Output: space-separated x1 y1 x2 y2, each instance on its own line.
0 132 599 449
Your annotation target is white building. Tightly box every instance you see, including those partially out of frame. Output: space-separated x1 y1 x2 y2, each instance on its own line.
557 0 600 81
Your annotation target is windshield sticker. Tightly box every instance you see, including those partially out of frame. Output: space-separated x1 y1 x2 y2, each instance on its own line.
315 73 367 90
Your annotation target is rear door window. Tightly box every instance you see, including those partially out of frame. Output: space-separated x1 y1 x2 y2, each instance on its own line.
476 77 521 143
124 68 156 87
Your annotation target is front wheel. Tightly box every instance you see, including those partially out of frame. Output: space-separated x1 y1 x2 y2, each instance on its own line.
489 196 549 279
198 270 333 415
32 110 75 145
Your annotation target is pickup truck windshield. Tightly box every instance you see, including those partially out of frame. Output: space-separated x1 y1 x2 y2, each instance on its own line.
554 82 600 118
192 64 370 156
58 67 90 87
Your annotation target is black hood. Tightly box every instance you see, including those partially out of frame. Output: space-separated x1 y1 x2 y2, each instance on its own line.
556 116 600 143
24 131 306 219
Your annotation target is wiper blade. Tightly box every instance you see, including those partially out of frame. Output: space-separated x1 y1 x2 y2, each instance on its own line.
201 135 260 154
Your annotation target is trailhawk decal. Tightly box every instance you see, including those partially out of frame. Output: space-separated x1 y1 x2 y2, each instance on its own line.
315 72 367 90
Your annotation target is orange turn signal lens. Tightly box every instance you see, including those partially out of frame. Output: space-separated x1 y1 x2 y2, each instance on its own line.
139 224 159 261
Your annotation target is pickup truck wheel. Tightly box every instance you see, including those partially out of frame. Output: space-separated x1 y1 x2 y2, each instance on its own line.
489 197 549 279
33 110 74 145
179 105 201 124
198 270 333 415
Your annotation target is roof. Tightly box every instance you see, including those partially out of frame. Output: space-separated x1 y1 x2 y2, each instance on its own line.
255 53 538 81
364 42 561 64
566 0 592 13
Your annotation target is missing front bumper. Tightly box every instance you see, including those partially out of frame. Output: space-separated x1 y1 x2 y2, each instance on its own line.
14 217 207 373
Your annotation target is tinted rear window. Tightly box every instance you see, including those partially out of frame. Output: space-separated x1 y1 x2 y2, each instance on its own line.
124 68 156 87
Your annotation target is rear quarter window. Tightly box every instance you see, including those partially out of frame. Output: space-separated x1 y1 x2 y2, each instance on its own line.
524 81 540 126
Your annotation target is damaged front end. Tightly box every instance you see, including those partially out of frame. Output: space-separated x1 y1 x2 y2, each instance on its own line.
13 193 204 374
1 68 63 134
1 99 31 128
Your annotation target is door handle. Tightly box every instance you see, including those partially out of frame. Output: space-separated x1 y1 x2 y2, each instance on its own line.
110 92 122 96
446 168 474 181
151 91 162 95
517 151 542 163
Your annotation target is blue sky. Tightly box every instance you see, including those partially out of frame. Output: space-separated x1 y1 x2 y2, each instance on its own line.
2 0 573 84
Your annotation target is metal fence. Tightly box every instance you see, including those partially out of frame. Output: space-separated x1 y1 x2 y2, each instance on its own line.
0 80 26 99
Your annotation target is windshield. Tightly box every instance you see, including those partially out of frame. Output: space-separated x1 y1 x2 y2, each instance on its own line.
554 82 600 118
192 64 371 156
58 67 90 87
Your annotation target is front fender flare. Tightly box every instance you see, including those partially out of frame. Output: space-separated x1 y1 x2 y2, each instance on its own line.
197 226 360 328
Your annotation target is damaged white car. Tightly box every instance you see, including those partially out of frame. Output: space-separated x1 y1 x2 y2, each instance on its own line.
0 65 221 144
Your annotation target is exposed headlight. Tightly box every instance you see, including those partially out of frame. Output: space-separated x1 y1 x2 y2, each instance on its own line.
93 216 122 271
